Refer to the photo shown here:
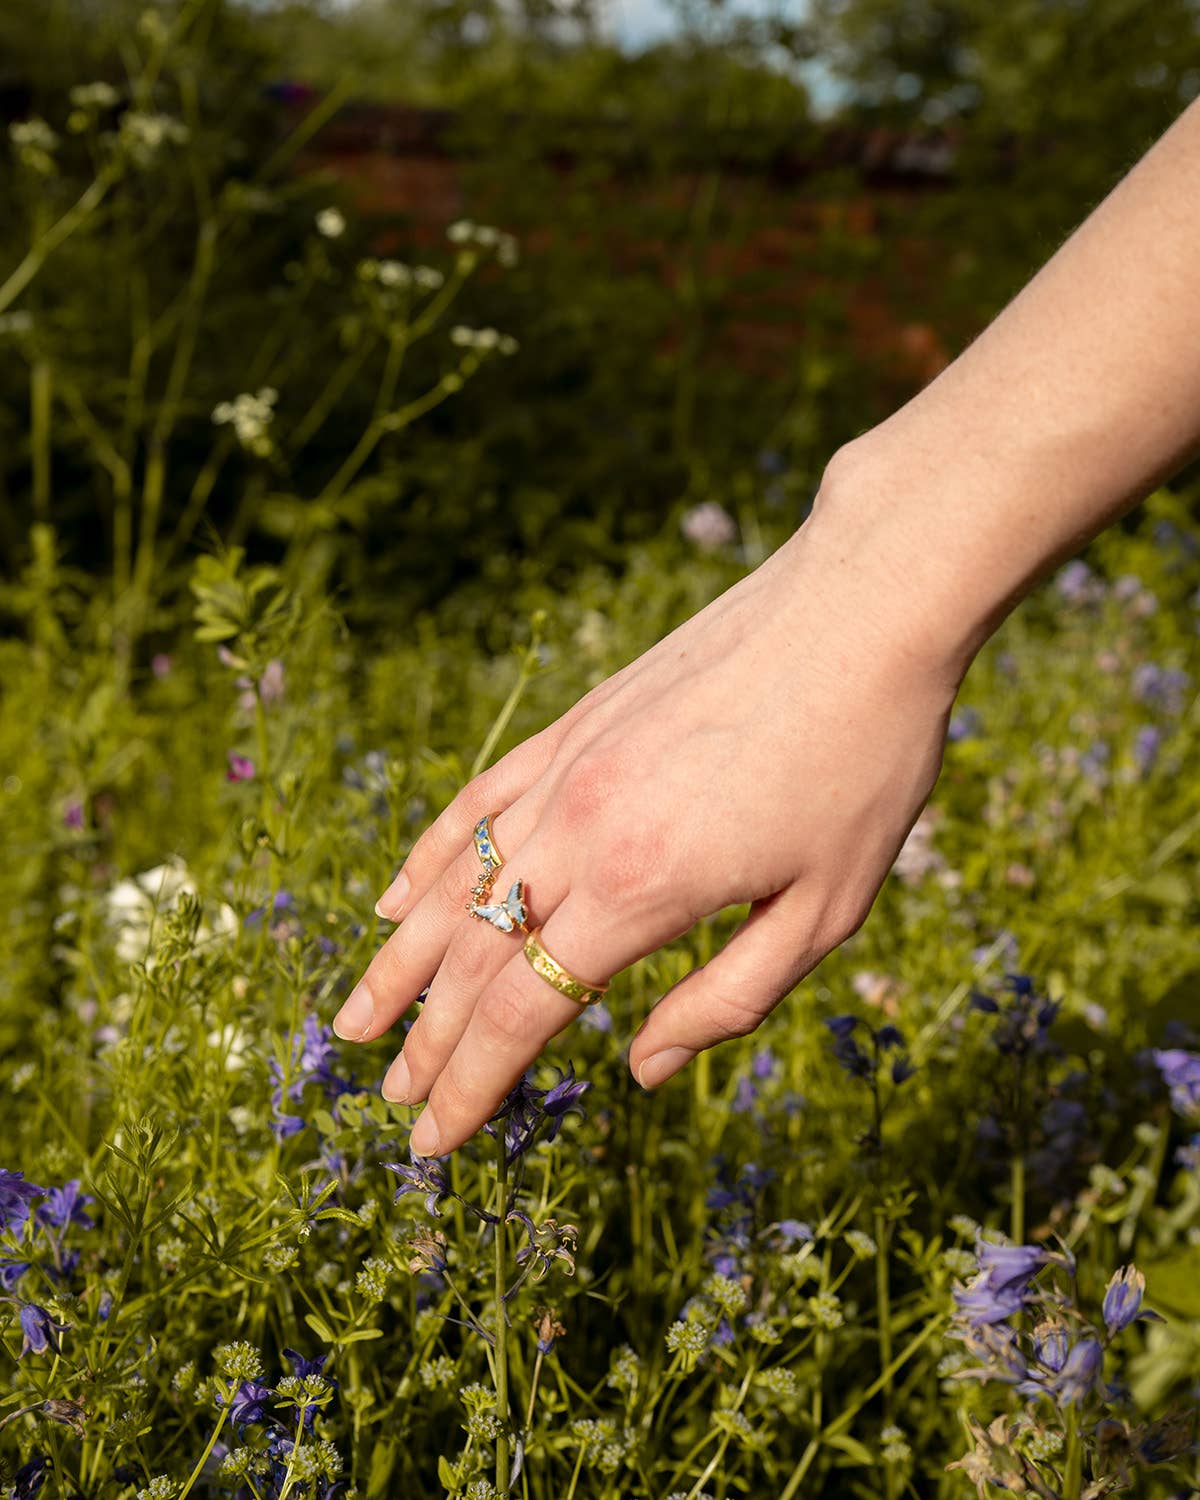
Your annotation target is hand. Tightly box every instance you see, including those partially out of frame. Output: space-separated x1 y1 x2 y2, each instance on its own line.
335 481 964 1157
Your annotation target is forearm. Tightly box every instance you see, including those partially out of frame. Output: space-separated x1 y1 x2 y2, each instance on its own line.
805 96 1200 679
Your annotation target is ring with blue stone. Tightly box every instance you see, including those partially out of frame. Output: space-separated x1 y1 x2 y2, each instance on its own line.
469 812 506 903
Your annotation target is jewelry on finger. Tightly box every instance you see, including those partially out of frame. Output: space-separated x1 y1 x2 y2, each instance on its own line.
469 876 530 934
469 813 506 903
522 928 608 1007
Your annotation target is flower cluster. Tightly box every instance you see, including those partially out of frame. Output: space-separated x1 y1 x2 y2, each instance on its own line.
1 1170 95 1362
449 325 519 356
357 258 444 292
446 219 519 266
270 1017 356 1141
1153 1047 1200 1168
212 388 278 456
213 1348 341 1497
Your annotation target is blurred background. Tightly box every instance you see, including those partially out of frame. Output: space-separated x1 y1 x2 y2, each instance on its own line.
1 0 1198 642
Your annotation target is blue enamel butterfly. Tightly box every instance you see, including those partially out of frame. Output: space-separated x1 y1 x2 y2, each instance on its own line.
469 878 528 933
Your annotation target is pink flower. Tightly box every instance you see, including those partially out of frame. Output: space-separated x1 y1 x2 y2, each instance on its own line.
151 653 172 678
681 502 737 551
225 752 256 782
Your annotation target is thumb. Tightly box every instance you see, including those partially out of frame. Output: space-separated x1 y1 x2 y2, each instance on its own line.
628 888 819 1090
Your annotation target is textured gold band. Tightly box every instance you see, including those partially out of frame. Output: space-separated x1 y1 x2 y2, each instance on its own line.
523 929 608 1007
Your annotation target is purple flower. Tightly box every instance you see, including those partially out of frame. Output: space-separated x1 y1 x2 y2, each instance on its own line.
1131 663 1191 715
1102 1265 1148 1334
283 1348 327 1380
18 1303 70 1358
731 1078 759 1113
63 800 84 830
775 1220 813 1248
225 752 256 782
384 1151 451 1218
0 1171 46 1233
1051 1337 1104 1404
955 1243 1051 1326
229 1380 276 1427
1133 725 1162 774
751 1048 778 1081
1 1259 30 1289
151 652 172 678
1055 559 1099 603
1152 1049 1200 1119
947 707 981 742
485 1064 589 1162
36 1181 94 1232
1032 1321 1069 1374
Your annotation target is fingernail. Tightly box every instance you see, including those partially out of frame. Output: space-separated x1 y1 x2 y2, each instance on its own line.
410 1105 441 1157
382 1053 412 1104
375 871 411 921
333 981 374 1041
636 1047 696 1090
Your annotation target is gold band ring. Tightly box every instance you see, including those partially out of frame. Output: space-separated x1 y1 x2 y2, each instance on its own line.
472 813 505 878
523 929 608 1007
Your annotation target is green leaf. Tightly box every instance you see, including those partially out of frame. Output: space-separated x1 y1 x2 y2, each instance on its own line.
340 1328 385 1344
304 1312 336 1343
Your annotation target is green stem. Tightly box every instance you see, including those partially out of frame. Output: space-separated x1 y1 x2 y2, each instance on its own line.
874 1207 897 1500
471 629 544 781
1011 1153 1026 1248
176 1405 230 1500
494 1136 511 1494
0 168 117 317
1063 1404 1082 1500
30 357 51 522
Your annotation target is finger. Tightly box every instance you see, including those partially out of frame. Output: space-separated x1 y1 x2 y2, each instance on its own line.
375 726 562 921
627 888 822 1090
336 801 539 1043
382 834 572 1106
408 892 613 1157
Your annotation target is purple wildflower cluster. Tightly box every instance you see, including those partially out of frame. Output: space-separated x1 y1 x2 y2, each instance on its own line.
483 1063 589 1164
217 1348 342 1499
1 1170 94 1361
270 1017 356 1140
951 1240 1156 1404
1152 1048 1200 1169
947 1240 1184 1487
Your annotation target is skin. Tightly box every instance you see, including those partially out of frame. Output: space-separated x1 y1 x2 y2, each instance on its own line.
335 96 1200 1158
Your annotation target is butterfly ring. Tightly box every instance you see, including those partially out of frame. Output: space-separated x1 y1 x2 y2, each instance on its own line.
467 875 530 935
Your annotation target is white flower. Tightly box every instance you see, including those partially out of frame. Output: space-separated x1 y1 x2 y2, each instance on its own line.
377 259 411 288
69 81 120 110
413 265 444 290
447 218 475 244
316 207 346 239
119 111 188 165
449 325 518 355
106 859 236 968
212 388 278 457
681 501 737 551
9 118 59 152
0 311 33 337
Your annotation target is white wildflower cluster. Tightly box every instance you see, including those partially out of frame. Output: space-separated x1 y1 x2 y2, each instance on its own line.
419 1355 457 1390
358 258 444 292
216 1449 261 1481
9 118 59 175
171 1362 196 1394
316 207 346 239
135 1480 176 1500
605 1344 641 1394
446 219 519 266
155 1237 186 1271
68 81 120 132
465 1409 503 1443
0 311 33 338
806 1292 844 1329
713 1408 759 1449
214 1341 264 1383
948 1214 981 1240
449 325 518 356
665 1320 710 1358
464 1483 499 1500
1023 1426 1065 1460
845 1229 878 1258
212 388 277 457
315 1261 341 1288
288 1440 342 1484
881 1424 912 1464
703 1273 748 1316
355 1256 391 1303
265 1243 299 1273
755 1366 798 1398
942 1247 978 1278
119 111 188 165
277 1374 331 1401
569 1419 634 1472
666 1493 714 1500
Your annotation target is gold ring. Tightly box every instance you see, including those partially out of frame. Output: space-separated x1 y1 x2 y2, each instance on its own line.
473 813 505 879
523 929 608 1007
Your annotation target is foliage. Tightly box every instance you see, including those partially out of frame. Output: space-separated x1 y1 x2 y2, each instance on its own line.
1 489 1199 1496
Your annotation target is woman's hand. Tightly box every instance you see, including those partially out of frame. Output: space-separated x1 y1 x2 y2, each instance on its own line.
334 469 966 1158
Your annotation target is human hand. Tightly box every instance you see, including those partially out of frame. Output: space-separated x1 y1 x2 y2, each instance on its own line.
335 477 965 1157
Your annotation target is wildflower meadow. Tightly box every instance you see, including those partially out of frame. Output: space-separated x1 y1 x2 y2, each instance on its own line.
2 5 1200 1499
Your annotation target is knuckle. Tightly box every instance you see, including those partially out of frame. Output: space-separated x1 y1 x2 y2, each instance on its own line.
706 992 767 1044
592 826 670 907
440 930 496 991
555 745 627 828
477 973 540 1045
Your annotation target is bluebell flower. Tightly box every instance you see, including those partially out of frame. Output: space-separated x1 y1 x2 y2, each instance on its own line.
485 1063 589 1162
1131 663 1191 715
383 1150 451 1218
1032 1320 1068 1373
246 889 295 926
1 1259 30 1289
954 1243 1052 1326
731 1078 759 1113
1102 1265 1151 1334
1055 559 1098 603
824 1015 859 1040
1133 725 1162 774
1152 1049 1200 1119
0 1171 45 1233
18 1303 70 1358
947 707 982 742
751 1047 778 1080
1050 1337 1104 1404
875 1025 904 1051
271 1016 356 1140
